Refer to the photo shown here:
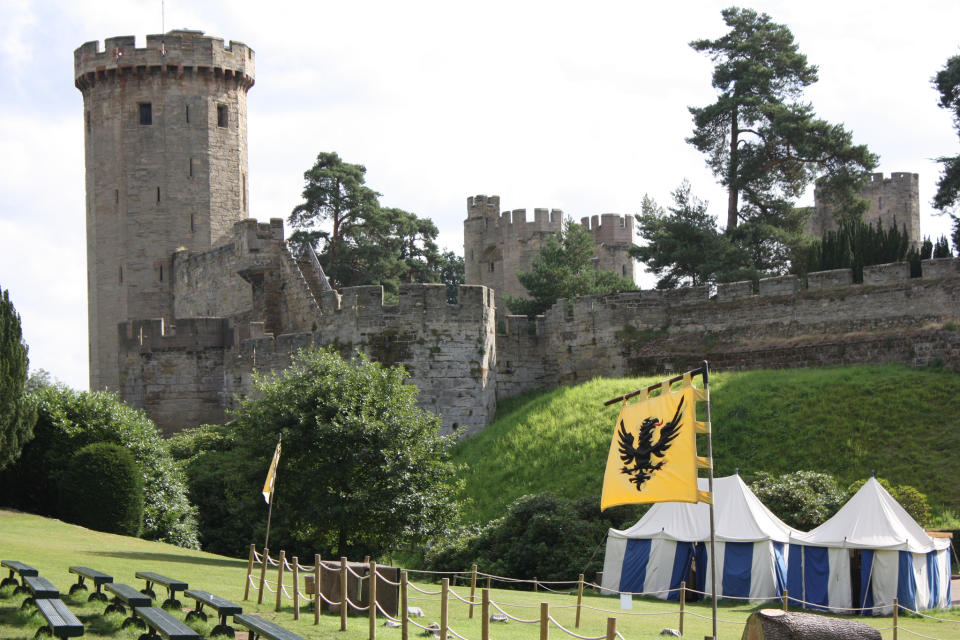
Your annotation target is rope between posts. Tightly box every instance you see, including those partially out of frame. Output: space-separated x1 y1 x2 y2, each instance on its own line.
486 600 539 609
247 575 258 587
479 572 579 586
295 561 315 571
407 618 433 631
538 584 578 595
897 605 960 623
683 611 745 625
447 589 476 605
253 550 264 563
344 596 369 612
546 616 607 640
614 632 627 640
283 558 293 571
489 601 539 624
264 554 279 567
316 591 339 606
405 569 462 576
374 569 401 587
408 583 442 595
407 595 436 602
280 585 292 599
446 625 470 640
374 600 400 623
345 565 366 579
897 627 946 640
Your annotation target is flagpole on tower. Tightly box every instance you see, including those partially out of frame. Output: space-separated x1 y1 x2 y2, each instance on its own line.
702 360 718 640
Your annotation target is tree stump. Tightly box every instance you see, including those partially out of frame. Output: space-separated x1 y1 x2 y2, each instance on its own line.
741 609 880 640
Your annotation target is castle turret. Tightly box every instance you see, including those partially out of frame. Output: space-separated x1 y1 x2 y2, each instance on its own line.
75 30 254 390
810 172 920 246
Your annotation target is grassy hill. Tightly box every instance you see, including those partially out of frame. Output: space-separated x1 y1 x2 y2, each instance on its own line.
452 365 960 523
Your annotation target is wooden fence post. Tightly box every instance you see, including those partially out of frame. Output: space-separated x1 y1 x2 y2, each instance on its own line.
605 617 616 640
369 560 377 640
440 578 449 640
486 575 492 591
401 571 409 640
257 547 269 604
293 556 300 620
783 589 788 611
469 564 478 619
314 554 321 624
533 577 538 593
540 602 548 640
575 574 584 628
679 581 685 637
481 588 490 640
244 544 256 600
275 550 286 612
340 557 348 631
893 598 899 640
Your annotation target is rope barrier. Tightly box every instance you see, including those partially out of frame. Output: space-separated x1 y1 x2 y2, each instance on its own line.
408 583 443 596
447 589 476 605
897 627 947 640
897 604 960 623
405 569 463 576
446 625 471 640
374 600 400 623
546 616 607 640
344 596 369 612
683 611 745 625
489 601 539 624
373 569 401 587
316 591 340 606
407 618 433 631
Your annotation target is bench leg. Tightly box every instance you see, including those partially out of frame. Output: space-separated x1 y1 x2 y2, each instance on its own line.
186 610 208 623
88 589 108 603
210 624 235 638
137 633 161 640
13 584 30 596
20 597 36 610
104 602 126 616
0 577 18 589
122 616 146 631
161 598 182 611
69 578 88 596
34 625 52 639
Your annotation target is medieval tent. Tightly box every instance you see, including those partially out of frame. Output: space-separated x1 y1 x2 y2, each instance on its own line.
600 474 801 601
786 477 952 614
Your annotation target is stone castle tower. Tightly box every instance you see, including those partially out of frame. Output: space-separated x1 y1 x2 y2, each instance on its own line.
808 172 921 245
463 195 635 302
75 30 255 391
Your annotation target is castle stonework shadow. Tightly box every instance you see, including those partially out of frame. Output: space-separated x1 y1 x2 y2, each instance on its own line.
77 32 960 437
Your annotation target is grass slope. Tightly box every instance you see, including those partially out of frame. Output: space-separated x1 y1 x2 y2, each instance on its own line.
2 511 956 640
454 365 960 523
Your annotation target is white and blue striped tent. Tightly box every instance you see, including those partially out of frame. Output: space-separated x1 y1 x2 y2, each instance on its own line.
601 475 801 601
786 477 952 614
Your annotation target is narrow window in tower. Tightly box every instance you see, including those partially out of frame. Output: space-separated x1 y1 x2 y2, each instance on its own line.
189 158 194 177
185 105 190 123
190 213 195 233
139 103 152 125
114 189 119 204
217 104 228 127
622 265 627 277
243 173 247 211
119 266 123 284
879 196 883 210
159 265 163 281
85 111 91 133
489 262 495 273
157 187 161 203
619 217 625 228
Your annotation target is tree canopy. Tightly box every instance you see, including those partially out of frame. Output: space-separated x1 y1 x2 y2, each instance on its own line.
288 152 445 298
0 287 37 470
932 53 960 247
688 7 876 264
505 219 636 317
224 347 461 558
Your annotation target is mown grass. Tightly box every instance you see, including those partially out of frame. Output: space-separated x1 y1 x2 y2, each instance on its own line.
1 510 958 640
453 365 960 524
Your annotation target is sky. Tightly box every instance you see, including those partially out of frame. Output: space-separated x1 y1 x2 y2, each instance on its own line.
1 0 958 391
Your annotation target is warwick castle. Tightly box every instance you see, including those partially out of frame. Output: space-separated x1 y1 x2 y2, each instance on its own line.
76 31 960 436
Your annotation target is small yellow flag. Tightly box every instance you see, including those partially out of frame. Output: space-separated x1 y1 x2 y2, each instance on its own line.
601 374 700 509
262 438 282 504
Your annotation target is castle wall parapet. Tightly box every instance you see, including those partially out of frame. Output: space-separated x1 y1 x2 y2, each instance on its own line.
716 281 753 300
922 258 960 280
580 214 634 245
758 274 799 297
807 269 853 291
75 30 254 89
863 262 911 285
119 317 233 351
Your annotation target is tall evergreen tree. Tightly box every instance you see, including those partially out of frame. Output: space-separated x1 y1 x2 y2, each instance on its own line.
689 7 876 241
0 287 36 470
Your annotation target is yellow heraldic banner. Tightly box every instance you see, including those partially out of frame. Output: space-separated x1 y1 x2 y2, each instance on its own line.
601 377 699 509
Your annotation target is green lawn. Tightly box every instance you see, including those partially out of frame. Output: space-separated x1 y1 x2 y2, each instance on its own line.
1 511 959 640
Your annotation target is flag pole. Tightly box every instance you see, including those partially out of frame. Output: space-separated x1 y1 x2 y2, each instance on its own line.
702 360 717 640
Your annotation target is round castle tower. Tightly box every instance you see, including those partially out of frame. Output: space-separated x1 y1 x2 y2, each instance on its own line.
75 30 254 391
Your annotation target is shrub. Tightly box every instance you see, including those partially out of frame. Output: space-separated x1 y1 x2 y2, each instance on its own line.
0 385 198 548
59 442 144 535
750 471 847 530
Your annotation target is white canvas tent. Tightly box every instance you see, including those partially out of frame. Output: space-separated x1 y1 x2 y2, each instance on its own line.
787 477 952 614
601 475 801 601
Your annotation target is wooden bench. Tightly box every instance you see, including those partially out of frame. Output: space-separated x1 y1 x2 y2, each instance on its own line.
103 583 152 629
34 598 84 639
183 589 242 637
68 566 112 603
20 575 60 609
135 571 188 610
134 606 200 640
233 614 307 640
1 559 38 591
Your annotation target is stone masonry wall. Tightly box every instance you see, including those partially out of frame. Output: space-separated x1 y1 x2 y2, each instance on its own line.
809 172 921 246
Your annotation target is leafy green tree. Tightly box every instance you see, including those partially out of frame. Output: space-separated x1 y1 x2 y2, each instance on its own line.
0 385 198 548
288 152 442 297
60 442 145 536
933 53 960 246
631 183 754 288
505 219 636 317
226 347 461 558
689 8 876 257
846 478 931 527
0 287 36 470
435 250 465 304
750 471 846 530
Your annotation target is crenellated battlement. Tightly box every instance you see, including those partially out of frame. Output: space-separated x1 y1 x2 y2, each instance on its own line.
580 213 634 245
866 171 919 185
119 317 233 352
467 195 501 219
75 30 254 90
315 283 494 316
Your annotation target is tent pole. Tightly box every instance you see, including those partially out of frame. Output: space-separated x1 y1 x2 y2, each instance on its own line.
702 361 718 640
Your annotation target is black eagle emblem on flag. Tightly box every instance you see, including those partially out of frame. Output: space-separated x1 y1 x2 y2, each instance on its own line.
617 396 685 490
